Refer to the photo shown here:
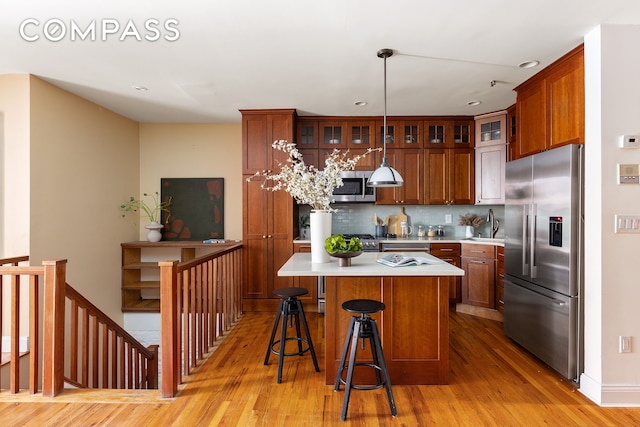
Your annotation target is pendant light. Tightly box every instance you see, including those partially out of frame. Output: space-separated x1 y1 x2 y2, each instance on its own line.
368 48 404 188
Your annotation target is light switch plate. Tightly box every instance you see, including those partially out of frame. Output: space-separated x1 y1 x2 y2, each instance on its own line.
615 215 640 233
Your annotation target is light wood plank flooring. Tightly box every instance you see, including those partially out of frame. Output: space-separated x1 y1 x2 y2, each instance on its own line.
1 310 639 426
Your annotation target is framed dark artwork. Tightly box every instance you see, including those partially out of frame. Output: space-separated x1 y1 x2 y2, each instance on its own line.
161 178 224 240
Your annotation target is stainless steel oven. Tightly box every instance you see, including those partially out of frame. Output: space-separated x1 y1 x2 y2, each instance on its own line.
380 241 431 253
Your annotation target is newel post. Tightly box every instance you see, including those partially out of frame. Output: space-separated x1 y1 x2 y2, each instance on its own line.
160 260 179 398
42 259 67 397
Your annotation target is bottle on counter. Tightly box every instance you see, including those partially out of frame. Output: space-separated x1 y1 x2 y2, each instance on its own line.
436 225 445 237
427 225 436 237
417 225 426 237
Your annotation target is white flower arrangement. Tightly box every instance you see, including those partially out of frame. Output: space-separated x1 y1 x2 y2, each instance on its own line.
247 140 380 212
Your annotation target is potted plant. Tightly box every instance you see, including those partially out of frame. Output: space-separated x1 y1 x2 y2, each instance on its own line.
121 192 172 242
458 213 484 238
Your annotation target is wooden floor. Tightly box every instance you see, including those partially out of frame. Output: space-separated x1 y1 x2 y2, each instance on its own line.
2 310 640 426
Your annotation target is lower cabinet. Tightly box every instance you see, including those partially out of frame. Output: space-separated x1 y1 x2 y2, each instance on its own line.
461 244 496 309
430 242 461 303
495 245 505 313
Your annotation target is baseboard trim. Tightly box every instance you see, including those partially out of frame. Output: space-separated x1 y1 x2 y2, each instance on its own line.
580 373 640 406
455 303 503 322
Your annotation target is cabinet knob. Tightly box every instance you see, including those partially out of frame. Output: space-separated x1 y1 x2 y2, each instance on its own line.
262 235 267 238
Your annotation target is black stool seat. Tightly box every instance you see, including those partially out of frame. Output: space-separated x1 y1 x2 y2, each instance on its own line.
334 298 397 421
273 287 308 299
341 299 385 314
264 287 319 383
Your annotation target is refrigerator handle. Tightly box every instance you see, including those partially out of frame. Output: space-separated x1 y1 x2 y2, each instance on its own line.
530 203 537 279
522 204 529 276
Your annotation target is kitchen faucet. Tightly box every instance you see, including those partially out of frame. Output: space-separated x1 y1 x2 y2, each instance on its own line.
486 209 500 238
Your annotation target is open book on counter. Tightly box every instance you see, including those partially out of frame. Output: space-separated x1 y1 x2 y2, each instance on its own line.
376 253 444 268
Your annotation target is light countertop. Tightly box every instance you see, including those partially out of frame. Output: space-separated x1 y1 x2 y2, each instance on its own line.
293 237 504 246
278 252 465 277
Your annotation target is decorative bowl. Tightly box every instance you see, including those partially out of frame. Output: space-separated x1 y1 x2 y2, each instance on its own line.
327 250 362 267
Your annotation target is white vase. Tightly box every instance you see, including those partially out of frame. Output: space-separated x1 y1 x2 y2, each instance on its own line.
145 221 164 242
465 225 474 239
310 210 332 263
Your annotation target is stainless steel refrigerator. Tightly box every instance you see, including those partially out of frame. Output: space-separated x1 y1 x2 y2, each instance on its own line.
504 144 584 383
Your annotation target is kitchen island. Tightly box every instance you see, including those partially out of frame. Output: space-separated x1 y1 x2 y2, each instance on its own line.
278 252 464 385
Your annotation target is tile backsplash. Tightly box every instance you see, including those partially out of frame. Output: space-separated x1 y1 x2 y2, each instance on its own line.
299 204 505 239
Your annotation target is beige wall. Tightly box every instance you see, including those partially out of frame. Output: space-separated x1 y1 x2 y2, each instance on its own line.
139 123 243 240
28 76 140 322
0 75 31 258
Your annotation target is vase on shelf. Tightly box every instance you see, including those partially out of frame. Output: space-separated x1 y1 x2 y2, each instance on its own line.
310 210 332 263
465 225 474 239
145 221 164 242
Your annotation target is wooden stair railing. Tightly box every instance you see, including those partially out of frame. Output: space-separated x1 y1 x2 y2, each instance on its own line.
0 257 157 397
159 243 243 398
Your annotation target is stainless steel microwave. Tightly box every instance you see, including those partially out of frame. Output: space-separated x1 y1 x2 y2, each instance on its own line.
331 171 376 203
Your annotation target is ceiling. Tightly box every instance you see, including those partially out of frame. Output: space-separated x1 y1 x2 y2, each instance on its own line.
2 1 640 123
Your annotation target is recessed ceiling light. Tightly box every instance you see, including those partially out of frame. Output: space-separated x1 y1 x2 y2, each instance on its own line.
518 60 540 69
354 101 367 107
467 100 482 106
133 85 148 91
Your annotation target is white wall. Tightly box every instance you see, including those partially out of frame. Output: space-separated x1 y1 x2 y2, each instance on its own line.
581 25 640 406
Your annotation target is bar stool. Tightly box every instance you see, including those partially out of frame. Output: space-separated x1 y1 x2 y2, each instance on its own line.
334 299 397 421
264 287 319 383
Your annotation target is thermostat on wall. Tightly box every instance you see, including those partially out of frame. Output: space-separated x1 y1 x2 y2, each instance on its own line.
620 135 640 148
618 164 640 184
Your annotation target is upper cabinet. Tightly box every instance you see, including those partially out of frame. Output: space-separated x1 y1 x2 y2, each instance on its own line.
425 120 474 148
376 119 423 148
474 111 507 205
242 109 297 175
513 45 584 159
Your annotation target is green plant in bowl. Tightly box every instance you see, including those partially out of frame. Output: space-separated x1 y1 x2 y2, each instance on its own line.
324 234 363 254
325 234 363 266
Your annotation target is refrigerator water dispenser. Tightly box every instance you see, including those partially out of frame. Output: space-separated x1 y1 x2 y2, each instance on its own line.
549 216 563 247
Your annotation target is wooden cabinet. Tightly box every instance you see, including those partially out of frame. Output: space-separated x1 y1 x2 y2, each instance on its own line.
514 45 584 159
475 112 506 205
325 275 449 385
242 109 297 311
242 109 296 175
121 241 232 312
431 243 461 303
425 119 474 148
495 245 505 313
294 115 475 206
461 244 496 309
375 148 423 205
379 119 423 148
292 243 317 307
424 148 474 205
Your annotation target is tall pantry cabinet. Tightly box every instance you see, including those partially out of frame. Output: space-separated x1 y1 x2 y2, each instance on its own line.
241 109 297 311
